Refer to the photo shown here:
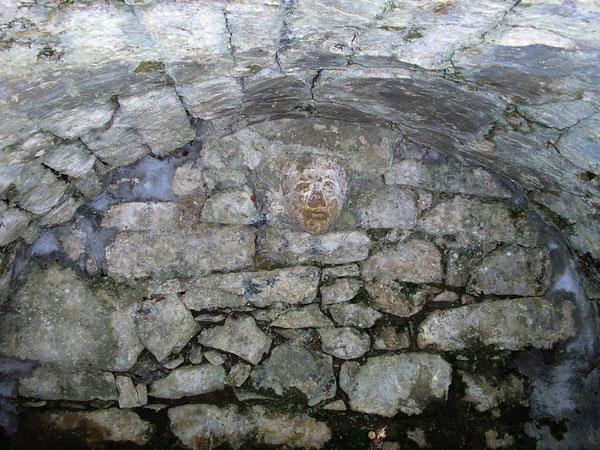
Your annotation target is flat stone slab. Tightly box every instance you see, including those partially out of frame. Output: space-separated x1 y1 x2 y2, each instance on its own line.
182 266 320 310
198 315 272 365
317 327 371 360
328 302 382 328
168 404 331 449
321 278 362 305
468 246 553 296
366 281 427 317
257 227 371 265
251 343 336 406
0 264 142 371
417 298 576 351
105 225 255 282
149 365 226 399
102 202 179 231
340 353 452 417
270 304 333 329
362 239 442 284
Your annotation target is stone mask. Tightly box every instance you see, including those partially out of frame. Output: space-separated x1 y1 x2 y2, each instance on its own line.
282 156 348 234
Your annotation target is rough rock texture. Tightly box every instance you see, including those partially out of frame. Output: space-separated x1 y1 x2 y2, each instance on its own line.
168 404 331 449
0 264 142 371
321 278 362 305
340 354 452 416
251 343 336 406
461 372 526 412
366 281 427 317
355 186 418 229
317 327 370 360
271 304 333 329
182 266 320 310
149 365 226 399
372 326 411 351
417 298 576 351
102 202 179 231
201 187 261 225
198 316 272 365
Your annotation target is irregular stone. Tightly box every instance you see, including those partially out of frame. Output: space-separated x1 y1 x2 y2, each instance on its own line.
134 295 199 362
0 204 31 246
102 202 179 230
198 316 272 365
234 390 276 402
163 356 185 370
149 365 226 399
136 384 148 406
0 264 142 370
271 304 333 329
168 404 331 449
9 166 68 216
201 187 260 225
340 353 452 416
432 290 460 303
34 409 153 446
461 372 526 412
556 113 600 175
204 350 227 366
468 246 553 296
105 226 255 283
323 264 360 279
59 227 86 262
328 303 382 329
485 430 515 449
257 227 371 265
182 266 320 311
366 281 427 317
251 343 336 406
188 347 204 365
274 328 318 344
116 376 145 409
321 278 362 305
406 429 428 449
282 156 348 234
363 240 442 284
417 298 576 351
172 161 205 197
19 365 117 401
445 247 491 288
195 313 227 323
317 327 370 360
251 303 291 323
569 220 600 260
226 363 252 387
322 400 346 411
373 326 411 351
42 143 96 178
39 197 83 228
355 186 418 229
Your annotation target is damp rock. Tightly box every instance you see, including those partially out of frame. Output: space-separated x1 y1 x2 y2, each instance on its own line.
134 295 199 362
149 365 226 399
251 343 336 406
271 304 333 329
468 246 553 296
372 326 411 351
182 266 320 310
340 353 452 416
257 227 371 265
317 327 371 360
417 298 576 351
328 302 382 328
201 187 261 225
461 371 527 412
363 239 442 284
366 281 427 317
198 315 272 365
168 404 331 449
321 278 362 305
227 363 252 387
282 156 348 234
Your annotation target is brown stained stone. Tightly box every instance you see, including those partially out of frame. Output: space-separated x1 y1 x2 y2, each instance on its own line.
282 156 348 234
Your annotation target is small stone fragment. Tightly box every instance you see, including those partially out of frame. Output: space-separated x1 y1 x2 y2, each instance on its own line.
366 281 427 317
188 347 204 365
271 304 333 329
318 327 370 360
432 290 460 303
204 350 228 366
406 428 428 448
321 278 362 305
227 363 252 387
323 264 360 278
322 400 347 411
461 372 526 412
59 227 86 262
172 161 205 197
116 376 144 409
372 326 411 351
163 356 185 370
149 365 225 399
328 303 382 328
485 430 515 449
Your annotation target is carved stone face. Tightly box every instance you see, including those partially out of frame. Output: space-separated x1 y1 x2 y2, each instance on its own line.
282 156 348 235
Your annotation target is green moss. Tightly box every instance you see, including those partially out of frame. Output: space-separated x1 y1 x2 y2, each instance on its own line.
350 287 375 307
397 281 419 297
246 64 262 74
134 60 166 74
508 207 527 222
377 25 406 32
403 26 425 43
535 203 575 234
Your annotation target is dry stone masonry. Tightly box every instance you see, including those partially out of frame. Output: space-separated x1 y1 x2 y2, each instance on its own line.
0 1 598 449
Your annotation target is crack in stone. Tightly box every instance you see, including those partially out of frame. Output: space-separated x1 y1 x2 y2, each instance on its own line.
309 69 322 101
223 7 237 67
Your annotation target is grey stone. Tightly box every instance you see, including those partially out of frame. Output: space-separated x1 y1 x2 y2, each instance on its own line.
257 227 371 265
163 356 185 370
182 266 320 311
485 430 515 449
461 372 526 412
149 365 226 399
178 77 243 120
0 204 31 246
105 225 255 283
317 327 370 360
204 350 228 366
432 290 460 303
42 143 96 178
556 113 600 175
198 316 271 365
328 303 382 329
518 100 597 130
134 295 199 362
0 264 142 371
34 409 153 446
251 343 336 406
8 165 68 215
274 328 318 344
366 281 427 317
271 304 333 329
362 240 442 284
355 186 418 229
39 102 114 140
321 278 362 305
116 376 146 408
227 363 252 387
569 220 600 260
417 298 576 351
59 227 86 262
168 404 331 449
251 303 291 323
468 246 553 296
322 400 346 411
323 264 360 278
39 197 83 227
372 326 411 351
201 187 261 225
195 314 227 323
188 347 204 365
340 353 452 416
19 365 117 401
102 202 179 231
172 161 206 197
